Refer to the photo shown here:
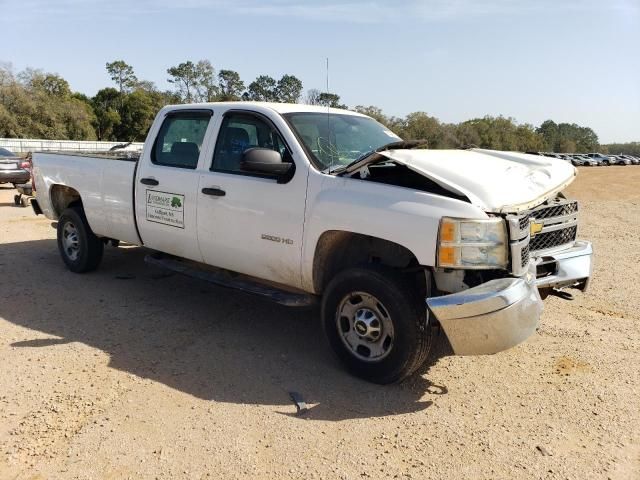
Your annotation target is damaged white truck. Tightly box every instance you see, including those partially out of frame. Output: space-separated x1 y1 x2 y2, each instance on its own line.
31 102 593 384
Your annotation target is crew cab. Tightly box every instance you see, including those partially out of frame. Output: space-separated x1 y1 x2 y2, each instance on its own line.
30 102 593 384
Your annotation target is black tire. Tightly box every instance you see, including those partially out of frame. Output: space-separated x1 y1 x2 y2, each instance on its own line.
57 206 104 273
321 266 432 384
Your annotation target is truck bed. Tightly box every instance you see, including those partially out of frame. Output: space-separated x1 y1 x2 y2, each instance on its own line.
32 151 141 245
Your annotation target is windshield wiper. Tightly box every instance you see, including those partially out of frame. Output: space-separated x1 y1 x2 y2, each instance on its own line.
326 140 429 175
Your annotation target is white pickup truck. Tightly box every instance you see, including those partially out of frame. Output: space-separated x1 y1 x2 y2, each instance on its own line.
31 102 593 384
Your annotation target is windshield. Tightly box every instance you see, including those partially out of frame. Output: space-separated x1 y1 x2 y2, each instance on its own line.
284 112 401 170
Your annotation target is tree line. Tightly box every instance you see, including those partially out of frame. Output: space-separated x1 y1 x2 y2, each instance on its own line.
0 59 634 154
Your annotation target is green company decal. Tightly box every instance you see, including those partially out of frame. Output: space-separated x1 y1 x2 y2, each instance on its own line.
146 190 185 229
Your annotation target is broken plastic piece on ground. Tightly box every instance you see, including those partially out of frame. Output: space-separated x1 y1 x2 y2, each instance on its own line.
536 445 553 456
289 391 309 415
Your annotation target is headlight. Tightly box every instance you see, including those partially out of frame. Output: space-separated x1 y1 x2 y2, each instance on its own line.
437 217 508 269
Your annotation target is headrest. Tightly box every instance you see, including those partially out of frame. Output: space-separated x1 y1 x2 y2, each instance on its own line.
224 127 250 151
170 142 199 158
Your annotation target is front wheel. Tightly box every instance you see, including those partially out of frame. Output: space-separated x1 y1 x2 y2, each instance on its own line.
321 267 432 384
57 206 104 273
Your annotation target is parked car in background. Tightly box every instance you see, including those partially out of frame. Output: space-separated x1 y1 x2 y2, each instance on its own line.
609 155 631 166
0 148 31 186
619 155 639 165
587 153 612 165
570 154 597 167
512 152 636 167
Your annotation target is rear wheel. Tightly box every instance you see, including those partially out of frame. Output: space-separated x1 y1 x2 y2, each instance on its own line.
321 266 432 384
57 206 104 273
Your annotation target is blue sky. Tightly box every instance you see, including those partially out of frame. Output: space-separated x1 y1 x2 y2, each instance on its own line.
3 0 639 143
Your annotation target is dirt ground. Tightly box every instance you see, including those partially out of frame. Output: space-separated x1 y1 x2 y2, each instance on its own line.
0 166 639 480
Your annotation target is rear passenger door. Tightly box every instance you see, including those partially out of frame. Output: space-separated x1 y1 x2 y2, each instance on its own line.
135 109 213 261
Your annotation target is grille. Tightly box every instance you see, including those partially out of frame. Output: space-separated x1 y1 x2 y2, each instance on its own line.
530 226 577 252
521 244 530 268
518 214 530 231
532 201 578 220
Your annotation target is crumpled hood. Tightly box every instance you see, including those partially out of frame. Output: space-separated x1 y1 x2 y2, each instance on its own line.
379 148 577 213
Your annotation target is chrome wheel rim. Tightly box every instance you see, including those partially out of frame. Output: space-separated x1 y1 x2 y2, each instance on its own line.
62 221 80 261
336 292 394 362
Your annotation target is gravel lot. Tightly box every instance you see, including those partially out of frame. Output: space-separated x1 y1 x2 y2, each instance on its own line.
0 167 639 479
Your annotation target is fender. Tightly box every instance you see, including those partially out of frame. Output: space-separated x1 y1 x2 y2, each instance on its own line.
300 170 488 292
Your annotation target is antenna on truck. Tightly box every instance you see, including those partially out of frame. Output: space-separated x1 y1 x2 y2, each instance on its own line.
326 57 332 171
326 57 330 97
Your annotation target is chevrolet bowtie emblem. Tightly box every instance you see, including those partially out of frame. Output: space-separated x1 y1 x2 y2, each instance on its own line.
530 220 544 236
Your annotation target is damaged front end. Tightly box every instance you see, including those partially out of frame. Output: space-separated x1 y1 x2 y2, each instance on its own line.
426 195 593 356
507 196 592 293
341 147 592 355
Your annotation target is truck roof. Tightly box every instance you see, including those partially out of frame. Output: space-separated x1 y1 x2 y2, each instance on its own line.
159 101 368 117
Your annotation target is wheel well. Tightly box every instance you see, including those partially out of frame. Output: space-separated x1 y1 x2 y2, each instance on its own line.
312 231 425 295
50 184 82 218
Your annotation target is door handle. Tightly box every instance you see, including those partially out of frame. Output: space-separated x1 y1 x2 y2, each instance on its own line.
202 187 226 197
140 177 159 186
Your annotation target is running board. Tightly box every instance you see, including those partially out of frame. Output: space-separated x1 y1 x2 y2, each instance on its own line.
144 254 317 308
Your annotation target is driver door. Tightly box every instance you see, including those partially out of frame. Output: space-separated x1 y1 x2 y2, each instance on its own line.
196 109 307 287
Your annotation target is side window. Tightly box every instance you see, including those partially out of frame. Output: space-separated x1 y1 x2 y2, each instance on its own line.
212 113 289 173
152 112 212 169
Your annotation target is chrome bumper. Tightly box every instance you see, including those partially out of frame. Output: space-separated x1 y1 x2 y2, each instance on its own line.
534 240 592 291
426 240 593 356
426 276 542 355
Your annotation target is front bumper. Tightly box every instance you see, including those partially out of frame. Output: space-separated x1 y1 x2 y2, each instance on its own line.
426 240 593 355
427 276 542 355
534 240 592 291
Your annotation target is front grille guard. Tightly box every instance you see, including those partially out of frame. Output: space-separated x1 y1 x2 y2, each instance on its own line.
507 198 579 276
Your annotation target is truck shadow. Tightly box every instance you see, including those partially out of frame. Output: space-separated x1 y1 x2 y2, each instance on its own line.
0 239 450 421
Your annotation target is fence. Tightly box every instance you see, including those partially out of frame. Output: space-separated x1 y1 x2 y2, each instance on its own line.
0 138 144 154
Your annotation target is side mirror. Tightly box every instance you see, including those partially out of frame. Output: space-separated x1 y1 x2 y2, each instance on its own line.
240 148 293 176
